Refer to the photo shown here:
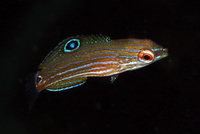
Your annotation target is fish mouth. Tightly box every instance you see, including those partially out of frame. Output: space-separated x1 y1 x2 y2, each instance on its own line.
153 48 168 61
162 48 168 57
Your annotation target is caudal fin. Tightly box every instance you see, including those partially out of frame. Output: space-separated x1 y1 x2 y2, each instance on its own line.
25 72 40 111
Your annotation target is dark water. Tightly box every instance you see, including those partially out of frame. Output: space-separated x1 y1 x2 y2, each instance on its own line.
1 0 199 133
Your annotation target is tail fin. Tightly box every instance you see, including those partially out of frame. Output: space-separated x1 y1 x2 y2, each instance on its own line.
25 72 40 111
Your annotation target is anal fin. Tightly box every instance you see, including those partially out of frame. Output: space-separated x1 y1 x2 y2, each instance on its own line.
46 76 87 92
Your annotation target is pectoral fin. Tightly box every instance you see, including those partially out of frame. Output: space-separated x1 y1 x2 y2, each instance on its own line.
110 74 118 83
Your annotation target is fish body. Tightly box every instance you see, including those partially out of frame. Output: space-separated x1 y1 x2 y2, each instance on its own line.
35 34 168 92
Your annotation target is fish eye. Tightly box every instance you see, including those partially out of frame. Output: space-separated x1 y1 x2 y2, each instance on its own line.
64 39 80 52
138 50 155 63
37 75 43 83
143 54 151 60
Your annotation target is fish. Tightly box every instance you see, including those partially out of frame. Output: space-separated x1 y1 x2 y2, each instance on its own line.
27 34 168 109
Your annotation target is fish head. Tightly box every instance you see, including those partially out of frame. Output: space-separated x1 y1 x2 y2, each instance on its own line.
115 39 168 71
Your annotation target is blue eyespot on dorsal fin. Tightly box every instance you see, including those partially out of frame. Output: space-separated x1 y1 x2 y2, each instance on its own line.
64 38 80 52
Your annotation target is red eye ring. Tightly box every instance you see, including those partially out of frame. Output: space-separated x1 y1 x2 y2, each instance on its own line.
138 49 155 63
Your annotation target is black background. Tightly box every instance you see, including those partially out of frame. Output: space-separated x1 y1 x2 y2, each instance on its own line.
0 0 199 133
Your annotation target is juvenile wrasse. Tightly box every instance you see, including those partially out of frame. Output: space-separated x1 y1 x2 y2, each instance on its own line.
27 34 168 108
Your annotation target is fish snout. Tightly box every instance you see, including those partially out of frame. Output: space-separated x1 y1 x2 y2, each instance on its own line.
162 48 168 57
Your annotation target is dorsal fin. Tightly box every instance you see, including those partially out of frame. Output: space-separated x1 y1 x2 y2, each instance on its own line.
39 34 111 69
79 34 111 46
